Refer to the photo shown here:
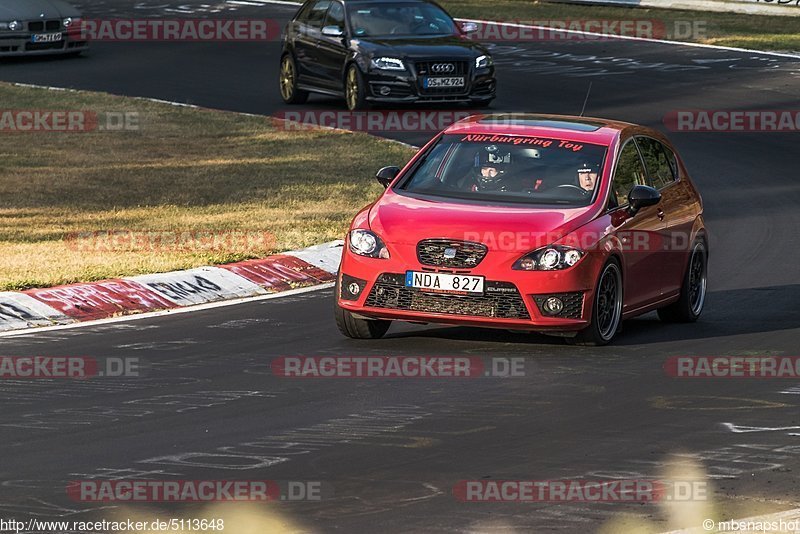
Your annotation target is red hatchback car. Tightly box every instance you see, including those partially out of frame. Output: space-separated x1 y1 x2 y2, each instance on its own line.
335 114 707 345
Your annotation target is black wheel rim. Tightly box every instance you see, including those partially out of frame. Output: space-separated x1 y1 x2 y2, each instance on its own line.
688 244 707 315
597 264 622 340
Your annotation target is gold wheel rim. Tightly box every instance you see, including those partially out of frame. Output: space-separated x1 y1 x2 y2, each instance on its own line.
280 57 294 100
346 68 358 110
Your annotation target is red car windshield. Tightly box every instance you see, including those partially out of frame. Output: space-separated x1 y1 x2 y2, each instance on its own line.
398 134 608 207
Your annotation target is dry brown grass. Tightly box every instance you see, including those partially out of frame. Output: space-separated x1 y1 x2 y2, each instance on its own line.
0 83 415 290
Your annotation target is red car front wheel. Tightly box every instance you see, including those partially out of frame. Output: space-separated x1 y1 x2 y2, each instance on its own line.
568 259 623 346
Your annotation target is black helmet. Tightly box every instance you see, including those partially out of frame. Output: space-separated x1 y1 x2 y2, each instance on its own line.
476 145 512 169
474 147 511 191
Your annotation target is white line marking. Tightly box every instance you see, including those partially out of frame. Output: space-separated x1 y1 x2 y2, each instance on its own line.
218 0 800 60
0 283 334 338
459 18 800 60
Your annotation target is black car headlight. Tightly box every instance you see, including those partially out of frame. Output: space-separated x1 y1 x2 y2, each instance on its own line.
3 21 23 31
349 229 390 259
475 54 492 69
513 246 584 271
370 57 406 71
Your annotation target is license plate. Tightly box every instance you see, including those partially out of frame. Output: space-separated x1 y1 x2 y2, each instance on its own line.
423 77 465 88
31 33 63 43
405 271 484 295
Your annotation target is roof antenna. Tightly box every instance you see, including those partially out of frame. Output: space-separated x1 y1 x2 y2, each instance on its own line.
580 82 593 117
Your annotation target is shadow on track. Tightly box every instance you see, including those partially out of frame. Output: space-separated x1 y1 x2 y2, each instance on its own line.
381 284 800 346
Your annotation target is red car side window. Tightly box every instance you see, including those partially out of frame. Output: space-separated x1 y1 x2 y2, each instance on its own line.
612 141 647 207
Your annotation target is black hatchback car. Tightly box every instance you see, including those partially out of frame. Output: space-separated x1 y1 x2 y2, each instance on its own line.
279 0 496 110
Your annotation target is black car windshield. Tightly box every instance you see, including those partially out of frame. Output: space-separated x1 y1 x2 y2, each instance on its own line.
347 2 459 38
398 134 609 207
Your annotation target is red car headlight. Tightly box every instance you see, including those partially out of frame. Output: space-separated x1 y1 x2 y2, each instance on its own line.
349 229 390 259
513 246 584 271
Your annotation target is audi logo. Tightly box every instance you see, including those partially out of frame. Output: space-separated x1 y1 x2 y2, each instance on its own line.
431 63 455 74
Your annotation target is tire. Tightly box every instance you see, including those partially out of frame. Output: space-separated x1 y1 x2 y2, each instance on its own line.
344 64 368 111
567 259 623 346
279 53 309 105
334 281 390 339
658 239 707 323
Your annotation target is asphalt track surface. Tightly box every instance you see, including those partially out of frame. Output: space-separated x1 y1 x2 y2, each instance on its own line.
2 1 800 532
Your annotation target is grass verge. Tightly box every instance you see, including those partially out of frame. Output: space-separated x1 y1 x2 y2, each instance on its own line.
0 82 415 291
439 0 800 52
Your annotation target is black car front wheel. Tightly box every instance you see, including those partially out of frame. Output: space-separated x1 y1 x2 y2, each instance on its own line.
345 65 368 111
279 53 308 105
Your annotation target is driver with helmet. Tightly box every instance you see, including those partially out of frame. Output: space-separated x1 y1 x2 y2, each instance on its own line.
468 146 512 192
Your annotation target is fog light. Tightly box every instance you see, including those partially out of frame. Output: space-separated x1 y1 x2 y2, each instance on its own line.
340 274 366 301
543 297 564 315
378 86 391 96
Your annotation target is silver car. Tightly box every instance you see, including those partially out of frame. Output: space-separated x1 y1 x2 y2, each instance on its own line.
0 0 88 56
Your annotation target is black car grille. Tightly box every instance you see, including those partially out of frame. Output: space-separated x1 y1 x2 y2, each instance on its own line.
365 273 530 320
28 20 62 32
415 60 469 76
415 60 470 95
417 239 487 269
25 41 65 51
533 292 584 320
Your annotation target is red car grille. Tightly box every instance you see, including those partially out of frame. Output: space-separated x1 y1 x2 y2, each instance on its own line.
365 273 530 320
417 239 488 269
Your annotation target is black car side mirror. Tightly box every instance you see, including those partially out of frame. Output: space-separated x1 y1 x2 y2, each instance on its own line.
628 185 661 216
376 166 401 188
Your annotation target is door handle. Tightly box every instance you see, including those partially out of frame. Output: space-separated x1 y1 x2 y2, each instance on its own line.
657 209 665 221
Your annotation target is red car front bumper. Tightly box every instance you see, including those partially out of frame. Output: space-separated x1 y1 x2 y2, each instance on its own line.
337 244 605 333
